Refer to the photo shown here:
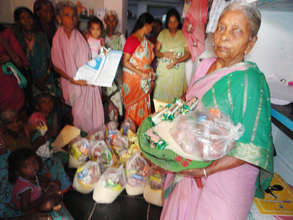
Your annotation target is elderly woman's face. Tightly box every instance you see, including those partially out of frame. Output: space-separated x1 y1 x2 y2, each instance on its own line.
58 6 77 32
214 9 254 65
168 16 179 33
105 15 118 32
19 11 34 32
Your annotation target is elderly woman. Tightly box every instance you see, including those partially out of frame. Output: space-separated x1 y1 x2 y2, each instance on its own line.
153 8 190 104
103 10 126 120
121 13 155 126
51 1 104 132
160 3 273 220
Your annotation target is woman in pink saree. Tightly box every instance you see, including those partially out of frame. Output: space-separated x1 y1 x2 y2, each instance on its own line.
160 3 273 220
51 1 104 132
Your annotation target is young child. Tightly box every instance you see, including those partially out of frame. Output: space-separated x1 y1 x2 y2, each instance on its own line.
51 1 104 133
8 148 63 214
87 16 105 58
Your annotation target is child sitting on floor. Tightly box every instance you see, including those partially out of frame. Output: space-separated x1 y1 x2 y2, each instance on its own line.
29 93 71 164
8 148 73 219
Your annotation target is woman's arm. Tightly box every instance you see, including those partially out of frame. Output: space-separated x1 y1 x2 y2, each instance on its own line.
52 64 87 86
180 155 246 178
155 41 175 59
167 46 191 69
122 52 150 79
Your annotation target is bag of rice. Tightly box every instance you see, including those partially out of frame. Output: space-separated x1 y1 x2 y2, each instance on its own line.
125 151 148 196
143 170 166 207
73 161 101 193
93 165 126 204
69 138 90 168
88 140 113 173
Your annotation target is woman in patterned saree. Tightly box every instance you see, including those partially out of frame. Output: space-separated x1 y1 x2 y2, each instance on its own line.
160 2 274 220
121 13 155 126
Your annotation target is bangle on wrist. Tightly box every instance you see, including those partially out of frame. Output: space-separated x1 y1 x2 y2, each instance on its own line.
203 168 208 178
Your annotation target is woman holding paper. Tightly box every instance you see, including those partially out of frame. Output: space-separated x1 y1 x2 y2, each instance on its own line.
160 2 273 220
51 1 104 132
121 13 155 126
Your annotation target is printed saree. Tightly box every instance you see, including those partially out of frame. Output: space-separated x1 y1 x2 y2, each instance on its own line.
160 59 273 220
121 37 155 126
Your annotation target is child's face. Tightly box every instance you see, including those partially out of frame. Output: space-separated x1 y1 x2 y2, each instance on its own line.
38 97 53 116
90 23 102 39
4 113 24 133
58 6 77 32
19 156 40 179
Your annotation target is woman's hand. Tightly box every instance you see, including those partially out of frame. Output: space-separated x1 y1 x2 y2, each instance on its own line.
179 168 204 178
71 79 88 86
164 51 176 60
167 59 178 69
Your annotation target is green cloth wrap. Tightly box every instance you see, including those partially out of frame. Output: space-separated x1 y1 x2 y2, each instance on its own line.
138 117 211 172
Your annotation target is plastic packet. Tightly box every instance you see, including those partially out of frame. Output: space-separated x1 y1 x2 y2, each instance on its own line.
69 138 90 168
88 140 113 173
120 118 137 136
87 126 105 142
125 151 148 196
170 108 244 160
143 168 166 207
93 165 126 204
73 161 101 193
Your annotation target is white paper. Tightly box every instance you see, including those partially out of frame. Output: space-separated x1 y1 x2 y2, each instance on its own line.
74 50 123 87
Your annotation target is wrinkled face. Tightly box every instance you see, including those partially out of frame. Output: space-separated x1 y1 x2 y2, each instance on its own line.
144 23 153 35
38 97 53 117
19 11 34 32
38 3 53 23
105 15 117 32
89 23 102 39
168 16 179 32
214 9 253 65
58 6 77 32
19 156 39 179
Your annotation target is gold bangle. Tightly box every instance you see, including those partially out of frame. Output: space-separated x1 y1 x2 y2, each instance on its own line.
203 168 208 178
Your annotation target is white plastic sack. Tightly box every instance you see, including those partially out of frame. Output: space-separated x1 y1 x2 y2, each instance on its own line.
93 165 126 204
73 161 101 194
125 151 147 196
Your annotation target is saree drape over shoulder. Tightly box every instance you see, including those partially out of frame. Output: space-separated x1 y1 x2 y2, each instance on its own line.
121 37 155 126
161 58 273 220
51 27 104 132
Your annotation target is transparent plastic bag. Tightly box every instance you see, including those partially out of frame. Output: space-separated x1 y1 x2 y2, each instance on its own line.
73 161 101 193
69 138 90 168
87 126 105 142
93 165 126 204
143 168 166 207
125 151 148 195
120 118 137 136
170 108 244 160
88 140 113 173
